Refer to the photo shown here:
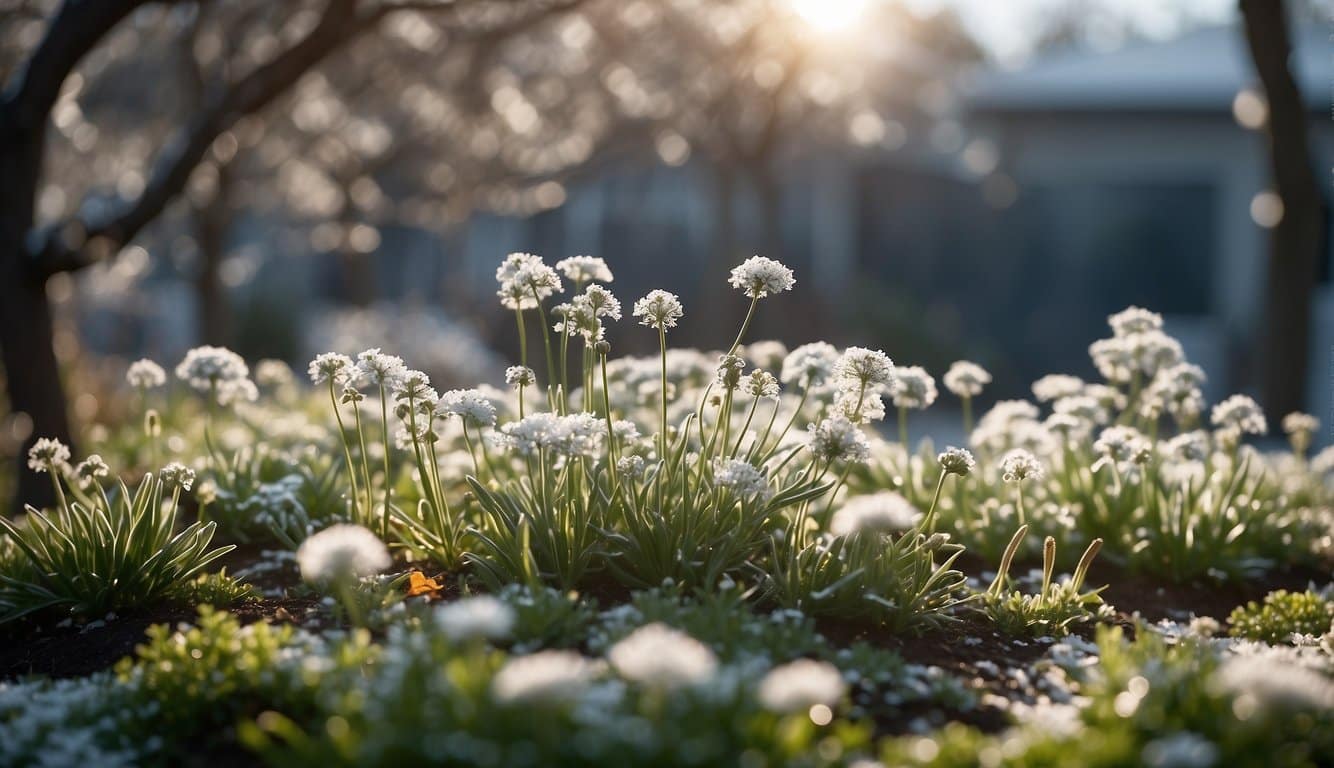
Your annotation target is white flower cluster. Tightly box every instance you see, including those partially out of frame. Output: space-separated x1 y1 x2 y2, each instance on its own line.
1000 449 1044 482
781 342 840 390
434 596 516 643
829 492 920 537
176 345 255 404
728 255 795 299
834 347 894 389
756 659 846 714
497 252 563 310
1032 374 1085 403
356 348 407 387
712 459 772 501
807 417 872 464
26 437 70 474
159 462 195 490
491 650 602 705
296 524 390 583
632 289 685 330
1210 394 1267 436
125 359 166 390
436 389 498 428
943 360 990 398
308 352 356 387
497 412 604 458
890 366 937 410
1088 306 1183 384
607 623 718 688
555 255 614 285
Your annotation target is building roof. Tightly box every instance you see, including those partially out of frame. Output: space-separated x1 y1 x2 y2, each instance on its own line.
965 25 1330 114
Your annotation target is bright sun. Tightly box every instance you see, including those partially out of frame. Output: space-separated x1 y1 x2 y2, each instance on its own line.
788 0 873 32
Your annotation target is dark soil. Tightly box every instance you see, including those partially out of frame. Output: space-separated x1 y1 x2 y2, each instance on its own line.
0 596 317 681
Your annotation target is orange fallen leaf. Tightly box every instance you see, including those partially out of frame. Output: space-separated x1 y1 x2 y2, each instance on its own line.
405 571 443 597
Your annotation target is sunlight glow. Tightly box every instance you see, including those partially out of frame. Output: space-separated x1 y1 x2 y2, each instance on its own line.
789 0 872 32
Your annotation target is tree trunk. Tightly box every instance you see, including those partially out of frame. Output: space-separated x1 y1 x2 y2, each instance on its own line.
1240 0 1323 417
0 125 70 514
192 164 234 346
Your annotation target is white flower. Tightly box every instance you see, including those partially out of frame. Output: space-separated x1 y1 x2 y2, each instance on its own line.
555 255 614 284
254 359 295 388
890 366 937 410
159 462 195 490
617 455 647 478
216 378 258 406
1089 337 1136 383
612 419 641 442
355 348 407 387
834 347 894 388
608 623 718 688
745 340 788 370
943 361 990 398
633 290 685 330
74 454 110 485
713 459 772 501
728 255 795 299
307 353 356 387
497 253 563 309
756 659 846 713
176 346 249 391
436 389 498 428
938 447 975 476
27 437 71 473
715 354 747 390
1093 426 1151 470
807 417 872 464
834 387 886 423
1052 395 1109 425
781 342 840 389
1032 374 1085 403
1108 306 1163 336
491 650 601 705
498 413 603 458
830 492 920 537
1282 412 1319 437
579 284 622 321
505 365 536 387
1000 449 1044 482
1210 394 1267 436
741 370 780 399
393 369 437 404
1164 431 1211 463
434 596 515 643
296 524 389 583
126 359 167 389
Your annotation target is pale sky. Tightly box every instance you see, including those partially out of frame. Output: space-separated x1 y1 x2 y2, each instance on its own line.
900 0 1239 64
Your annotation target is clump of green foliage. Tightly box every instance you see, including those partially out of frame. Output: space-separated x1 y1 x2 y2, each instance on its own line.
982 525 1107 637
1227 589 1333 643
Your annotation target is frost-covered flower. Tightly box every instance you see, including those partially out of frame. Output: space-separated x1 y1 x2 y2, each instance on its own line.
713 459 772 501
938 447 975 476
834 347 894 388
728 255 795 299
890 366 937 410
435 596 515 643
1000 449 1044 483
307 353 356 387
1032 374 1085 403
74 454 110 485
807 417 872 464
497 253 563 309
393 369 437 404
830 492 920 537
781 342 841 389
757 659 846 714
159 462 195 491
608 623 718 688
27 437 70 474
741 369 780 399
355 348 407 387
612 419 641 442
633 290 685 330
491 650 601 705
579 284 622 321
296 524 388 583
436 389 498 428
1211 394 1267 436
943 361 990 398
506 365 536 388
555 255 614 284
176 345 249 391
126 359 167 390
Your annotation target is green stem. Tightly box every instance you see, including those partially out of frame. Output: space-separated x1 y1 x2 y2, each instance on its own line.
329 380 362 523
